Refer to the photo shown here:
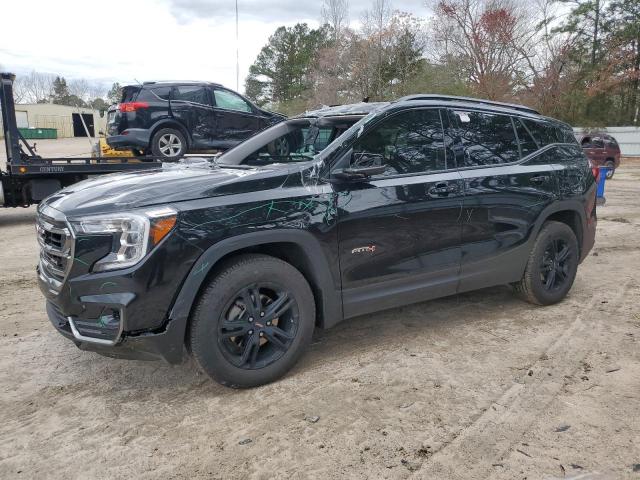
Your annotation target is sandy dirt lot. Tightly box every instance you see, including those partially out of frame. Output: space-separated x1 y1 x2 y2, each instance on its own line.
0 163 639 480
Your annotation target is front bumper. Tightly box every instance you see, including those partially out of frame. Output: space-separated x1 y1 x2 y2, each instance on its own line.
36 209 203 364
46 301 185 362
106 129 151 150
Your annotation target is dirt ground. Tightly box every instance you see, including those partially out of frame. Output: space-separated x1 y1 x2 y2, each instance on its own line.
0 161 639 480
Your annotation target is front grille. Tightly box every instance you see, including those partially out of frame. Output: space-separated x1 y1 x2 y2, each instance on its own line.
37 214 73 291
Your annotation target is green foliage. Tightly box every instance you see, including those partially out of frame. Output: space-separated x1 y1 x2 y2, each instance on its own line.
404 61 473 98
245 0 640 127
107 82 122 104
245 23 331 106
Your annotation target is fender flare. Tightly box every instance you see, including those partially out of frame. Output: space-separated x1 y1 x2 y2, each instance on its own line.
164 229 343 354
149 119 191 148
531 199 586 240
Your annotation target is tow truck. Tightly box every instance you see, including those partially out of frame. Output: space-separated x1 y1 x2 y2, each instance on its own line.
1 72 164 208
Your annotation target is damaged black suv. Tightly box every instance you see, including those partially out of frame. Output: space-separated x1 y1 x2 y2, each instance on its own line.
107 81 284 158
37 96 597 388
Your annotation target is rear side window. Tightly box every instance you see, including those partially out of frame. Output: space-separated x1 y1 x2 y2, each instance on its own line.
449 110 520 166
351 108 447 175
174 86 210 105
214 90 252 112
521 119 571 146
514 119 539 157
152 86 172 100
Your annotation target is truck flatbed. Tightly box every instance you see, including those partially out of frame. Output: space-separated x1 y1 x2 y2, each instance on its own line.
0 72 170 208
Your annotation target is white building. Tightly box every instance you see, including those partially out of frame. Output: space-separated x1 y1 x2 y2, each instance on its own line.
0 103 107 139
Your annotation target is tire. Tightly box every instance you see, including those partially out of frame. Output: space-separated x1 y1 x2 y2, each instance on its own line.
189 254 315 388
514 221 579 306
267 136 291 158
151 128 187 159
605 160 615 179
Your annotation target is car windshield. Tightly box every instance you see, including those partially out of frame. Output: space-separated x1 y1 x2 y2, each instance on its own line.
216 114 373 166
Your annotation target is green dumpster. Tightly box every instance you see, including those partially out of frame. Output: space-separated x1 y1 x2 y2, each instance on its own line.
18 127 58 139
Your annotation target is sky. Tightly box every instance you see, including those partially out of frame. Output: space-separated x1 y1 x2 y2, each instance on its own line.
0 0 427 96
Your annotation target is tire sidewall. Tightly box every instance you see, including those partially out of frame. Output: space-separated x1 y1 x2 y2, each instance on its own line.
151 128 187 159
527 222 579 305
189 256 315 388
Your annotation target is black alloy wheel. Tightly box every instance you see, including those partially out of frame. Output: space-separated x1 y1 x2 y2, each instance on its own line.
189 254 315 388
515 221 579 305
218 284 298 370
539 238 572 292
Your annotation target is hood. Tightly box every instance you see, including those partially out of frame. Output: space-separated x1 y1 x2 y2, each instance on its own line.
40 161 290 217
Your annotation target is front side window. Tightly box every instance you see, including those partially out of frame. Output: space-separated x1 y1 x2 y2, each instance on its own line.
214 89 252 113
448 110 520 166
174 86 209 104
351 109 447 176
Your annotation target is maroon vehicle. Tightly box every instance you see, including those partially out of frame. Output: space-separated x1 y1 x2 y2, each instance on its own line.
578 132 621 179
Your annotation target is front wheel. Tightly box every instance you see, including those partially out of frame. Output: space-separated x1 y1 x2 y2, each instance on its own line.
514 221 579 305
189 254 315 388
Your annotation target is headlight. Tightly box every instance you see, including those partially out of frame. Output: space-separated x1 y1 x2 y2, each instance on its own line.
69 207 177 272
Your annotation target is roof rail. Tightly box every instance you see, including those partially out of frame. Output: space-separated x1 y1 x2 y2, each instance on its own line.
397 94 540 115
136 80 223 87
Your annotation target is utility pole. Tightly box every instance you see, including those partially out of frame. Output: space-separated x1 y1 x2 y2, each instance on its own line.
236 0 239 92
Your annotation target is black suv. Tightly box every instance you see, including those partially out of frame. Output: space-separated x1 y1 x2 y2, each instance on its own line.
106 81 285 158
38 96 597 388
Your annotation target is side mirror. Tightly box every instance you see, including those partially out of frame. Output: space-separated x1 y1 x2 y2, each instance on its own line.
333 152 386 181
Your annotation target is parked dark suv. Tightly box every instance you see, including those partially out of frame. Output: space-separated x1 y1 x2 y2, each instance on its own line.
107 81 285 158
38 96 597 388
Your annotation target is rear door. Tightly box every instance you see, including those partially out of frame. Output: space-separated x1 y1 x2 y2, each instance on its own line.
211 89 261 149
170 85 216 149
446 109 560 292
334 108 464 318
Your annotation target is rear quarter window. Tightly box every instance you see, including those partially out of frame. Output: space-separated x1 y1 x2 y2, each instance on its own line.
522 119 574 146
135 87 171 102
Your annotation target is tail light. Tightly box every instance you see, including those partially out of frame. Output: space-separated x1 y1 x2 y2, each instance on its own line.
587 159 600 182
118 102 149 112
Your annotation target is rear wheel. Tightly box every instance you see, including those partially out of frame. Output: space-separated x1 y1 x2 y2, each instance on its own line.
151 128 187 159
515 221 579 305
605 160 615 179
189 254 315 388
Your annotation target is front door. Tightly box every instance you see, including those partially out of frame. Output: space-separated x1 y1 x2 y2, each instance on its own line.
333 108 464 318
212 89 260 149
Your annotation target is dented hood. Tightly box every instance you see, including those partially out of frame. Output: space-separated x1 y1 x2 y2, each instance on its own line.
40 162 289 217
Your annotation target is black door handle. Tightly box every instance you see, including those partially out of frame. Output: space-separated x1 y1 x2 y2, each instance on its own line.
530 175 550 184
